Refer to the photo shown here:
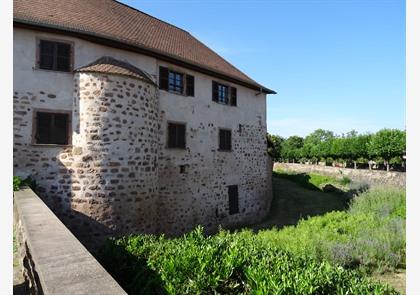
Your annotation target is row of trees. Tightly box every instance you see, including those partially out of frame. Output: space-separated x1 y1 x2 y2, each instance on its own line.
267 128 406 171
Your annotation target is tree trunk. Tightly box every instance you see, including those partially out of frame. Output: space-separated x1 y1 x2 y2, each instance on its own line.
368 162 372 170
386 161 390 172
354 162 357 169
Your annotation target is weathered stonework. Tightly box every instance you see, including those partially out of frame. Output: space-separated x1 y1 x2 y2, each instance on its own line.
13 28 272 247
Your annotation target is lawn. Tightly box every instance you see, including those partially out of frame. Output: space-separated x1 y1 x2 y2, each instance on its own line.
272 169 351 192
97 173 405 294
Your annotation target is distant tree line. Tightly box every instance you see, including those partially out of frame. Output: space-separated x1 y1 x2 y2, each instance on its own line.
267 128 406 171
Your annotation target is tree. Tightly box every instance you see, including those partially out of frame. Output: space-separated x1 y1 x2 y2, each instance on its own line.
351 134 372 168
267 133 284 162
303 129 334 164
330 136 346 165
343 131 371 169
282 136 304 163
368 129 406 171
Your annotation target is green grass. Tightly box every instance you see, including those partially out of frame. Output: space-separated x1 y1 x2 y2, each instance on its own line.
257 188 405 274
273 169 351 191
97 187 405 294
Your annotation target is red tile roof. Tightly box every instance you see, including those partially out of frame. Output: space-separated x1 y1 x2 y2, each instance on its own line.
14 0 275 94
75 56 156 85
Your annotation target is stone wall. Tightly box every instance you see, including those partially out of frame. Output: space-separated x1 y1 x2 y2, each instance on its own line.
14 188 126 294
274 163 406 188
156 123 272 236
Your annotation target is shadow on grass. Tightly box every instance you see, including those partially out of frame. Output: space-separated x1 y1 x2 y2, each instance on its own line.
273 171 321 191
249 172 369 231
95 240 167 295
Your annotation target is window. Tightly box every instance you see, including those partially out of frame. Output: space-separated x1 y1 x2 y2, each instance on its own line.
33 111 71 145
212 81 237 106
159 66 194 96
228 185 239 215
169 70 184 94
219 129 232 151
167 122 186 149
38 40 72 72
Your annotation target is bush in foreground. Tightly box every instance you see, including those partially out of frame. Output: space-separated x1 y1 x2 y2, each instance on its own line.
258 187 405 273
99 227 396 294
97 187 404 294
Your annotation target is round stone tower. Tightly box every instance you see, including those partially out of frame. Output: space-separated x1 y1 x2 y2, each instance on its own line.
66 57 160 245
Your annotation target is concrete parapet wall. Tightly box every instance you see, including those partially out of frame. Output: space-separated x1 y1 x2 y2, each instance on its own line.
274 163 406 188
13 188 127 295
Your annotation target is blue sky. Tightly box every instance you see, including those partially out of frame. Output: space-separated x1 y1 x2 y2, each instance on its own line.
122 0 405 138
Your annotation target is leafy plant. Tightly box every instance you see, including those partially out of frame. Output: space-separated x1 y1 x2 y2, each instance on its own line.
98 226 397 295
98 188 404 294
13 175 37 191
13 176 22 191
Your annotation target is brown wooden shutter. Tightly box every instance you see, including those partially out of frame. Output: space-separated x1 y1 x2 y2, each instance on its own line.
186 75 195 96
212 81 218 102
230 87 237 106
159 66 169 90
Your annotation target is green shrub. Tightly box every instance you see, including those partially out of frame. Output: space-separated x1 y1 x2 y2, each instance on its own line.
13 175 37 191
98 227 397 294
340 176 351 185
97 187 404 294
13 176 22 191
258 187 405 273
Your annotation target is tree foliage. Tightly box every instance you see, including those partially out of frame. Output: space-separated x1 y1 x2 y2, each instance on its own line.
368 129 406 171
268 128 406 170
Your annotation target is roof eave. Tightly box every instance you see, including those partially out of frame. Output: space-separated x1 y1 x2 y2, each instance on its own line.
13 18 276 95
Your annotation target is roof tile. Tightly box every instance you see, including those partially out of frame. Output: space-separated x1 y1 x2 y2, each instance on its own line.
14 0 275 93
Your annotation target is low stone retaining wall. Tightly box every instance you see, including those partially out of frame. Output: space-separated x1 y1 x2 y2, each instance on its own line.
13 188 127 295
274 163 406 188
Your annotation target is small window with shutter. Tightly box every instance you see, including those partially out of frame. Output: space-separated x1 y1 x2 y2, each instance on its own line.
219 129 232 151
159 66 194 97
37 39 72 72
167 122 186 149
212 81 237 106
228 185 239 215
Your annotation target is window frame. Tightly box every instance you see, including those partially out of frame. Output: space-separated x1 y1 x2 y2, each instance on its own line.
168 70 185 95
216 82 229 104
166 121 187 150
212 81 237 106
218 128 232 152
35 37 74 73
32 109 72 147
159 66 195 97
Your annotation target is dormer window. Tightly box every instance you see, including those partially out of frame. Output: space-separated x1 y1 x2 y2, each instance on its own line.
212 81 237 106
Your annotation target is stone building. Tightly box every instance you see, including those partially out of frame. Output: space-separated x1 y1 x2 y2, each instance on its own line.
13 0 276 246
